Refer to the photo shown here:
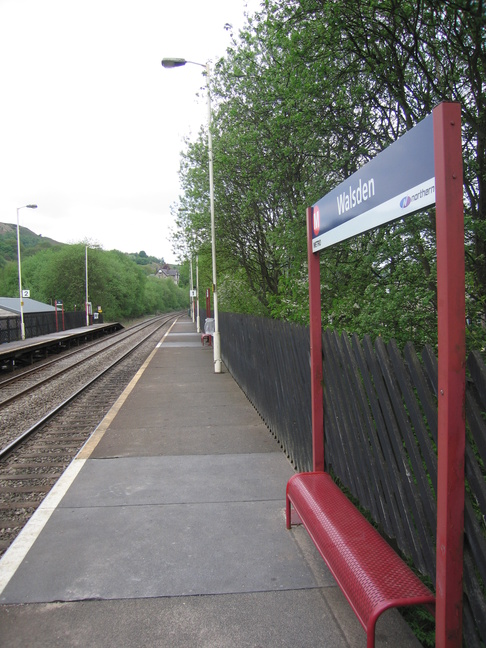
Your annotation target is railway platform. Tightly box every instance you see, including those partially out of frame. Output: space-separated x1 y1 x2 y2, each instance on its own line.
0 322 123 371
0 316 422 647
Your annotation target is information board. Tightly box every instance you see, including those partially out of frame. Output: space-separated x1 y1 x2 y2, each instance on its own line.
312 113 435 251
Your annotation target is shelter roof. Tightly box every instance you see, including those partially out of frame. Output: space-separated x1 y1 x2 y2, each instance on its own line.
0 297 56 315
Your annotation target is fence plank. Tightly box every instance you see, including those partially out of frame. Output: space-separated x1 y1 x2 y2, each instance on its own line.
339 331 388 526
404 342 439 492
386 340 437 576
350 335 414 555
363 336 421 560
323 330 362 498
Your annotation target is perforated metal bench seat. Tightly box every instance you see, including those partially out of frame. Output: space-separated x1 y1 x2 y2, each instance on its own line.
286 472 435 648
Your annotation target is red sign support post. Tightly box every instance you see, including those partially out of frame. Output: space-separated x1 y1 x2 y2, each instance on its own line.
206 288 211 318
307 206 324 472
433 102 466 648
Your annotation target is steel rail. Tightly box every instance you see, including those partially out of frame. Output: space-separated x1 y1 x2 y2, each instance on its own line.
0 317 165 404
0 313 179 460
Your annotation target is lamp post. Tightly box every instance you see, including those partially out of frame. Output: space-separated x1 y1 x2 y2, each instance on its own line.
190 256 194 323
16 204 37 340
196 254 200 333
161 57 222 373
85 245 90 327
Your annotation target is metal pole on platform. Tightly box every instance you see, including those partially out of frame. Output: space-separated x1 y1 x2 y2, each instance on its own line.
85 246 90 327
161 57 222 373
190 256 194 322
196 255 200 333
16 204 37 340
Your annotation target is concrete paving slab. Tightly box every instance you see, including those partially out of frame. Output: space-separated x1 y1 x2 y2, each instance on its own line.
162 341 203 347
58 453 294 507
116 374 242 397
132 368 240 392
150 346 222 370
0 500 332 604
0 590 350 648
164 330 201 339
89 421 279 457
117 362 247 388
114 383 259 415
0 590 423 648
109 402 262 428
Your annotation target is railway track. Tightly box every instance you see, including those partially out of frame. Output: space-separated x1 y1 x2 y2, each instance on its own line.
0 313 181 558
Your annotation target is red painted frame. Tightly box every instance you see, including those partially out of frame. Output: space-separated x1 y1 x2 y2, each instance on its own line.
307 206 324 472
307 103 466 647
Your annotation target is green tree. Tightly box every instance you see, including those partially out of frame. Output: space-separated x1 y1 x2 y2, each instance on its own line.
0 243 188 321
174 0 485 351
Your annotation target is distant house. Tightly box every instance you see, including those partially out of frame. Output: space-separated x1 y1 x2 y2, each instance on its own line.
157 265 180 285
0 297 56 317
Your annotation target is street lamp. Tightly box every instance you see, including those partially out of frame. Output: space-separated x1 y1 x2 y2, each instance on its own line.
190 256 194 323
85 245 90 327
161 57 222 373
16 204 37 340
196 254 200 333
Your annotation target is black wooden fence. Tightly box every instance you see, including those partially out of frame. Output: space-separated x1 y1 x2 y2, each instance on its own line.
0 311 88 344
219 311 486 648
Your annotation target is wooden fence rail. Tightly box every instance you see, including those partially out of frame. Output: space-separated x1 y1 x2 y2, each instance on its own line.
219 311 486 648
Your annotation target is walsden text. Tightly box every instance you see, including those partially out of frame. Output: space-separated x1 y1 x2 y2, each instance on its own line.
337 178 376 216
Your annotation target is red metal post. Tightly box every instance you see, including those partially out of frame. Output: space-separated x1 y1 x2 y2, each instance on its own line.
433 102 466 648
307 207 324 471
206 288 211 318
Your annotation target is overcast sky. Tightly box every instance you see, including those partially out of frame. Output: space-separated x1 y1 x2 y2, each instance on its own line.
0 0 261 263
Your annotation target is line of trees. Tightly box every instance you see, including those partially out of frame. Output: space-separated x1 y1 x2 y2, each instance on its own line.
0 242 188 321
174 0 485 352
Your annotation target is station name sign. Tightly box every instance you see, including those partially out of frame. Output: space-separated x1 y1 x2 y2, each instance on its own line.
312 113 435 251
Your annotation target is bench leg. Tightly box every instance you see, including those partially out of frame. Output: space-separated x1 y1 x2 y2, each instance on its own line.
367 622 376 648
286 495 292 530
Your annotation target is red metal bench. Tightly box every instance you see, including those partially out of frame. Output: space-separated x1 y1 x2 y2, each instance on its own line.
286 472 435 648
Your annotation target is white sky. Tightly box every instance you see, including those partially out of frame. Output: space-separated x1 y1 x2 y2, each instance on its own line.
0 0 261 263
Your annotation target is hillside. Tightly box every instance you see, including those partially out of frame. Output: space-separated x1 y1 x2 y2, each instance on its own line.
0 222 62 265
0 223 177 276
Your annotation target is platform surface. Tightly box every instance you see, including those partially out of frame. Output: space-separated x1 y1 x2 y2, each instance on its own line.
0 316 422 647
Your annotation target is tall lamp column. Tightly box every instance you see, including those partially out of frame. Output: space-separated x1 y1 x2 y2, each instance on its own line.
16 204 37 340
161 57 222 373
196 254 200 333
85 246 90 326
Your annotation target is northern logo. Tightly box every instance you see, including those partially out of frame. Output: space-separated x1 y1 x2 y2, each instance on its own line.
400 196 411 208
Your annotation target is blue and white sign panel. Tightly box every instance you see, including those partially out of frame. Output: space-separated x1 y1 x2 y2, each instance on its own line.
312 113 435 251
